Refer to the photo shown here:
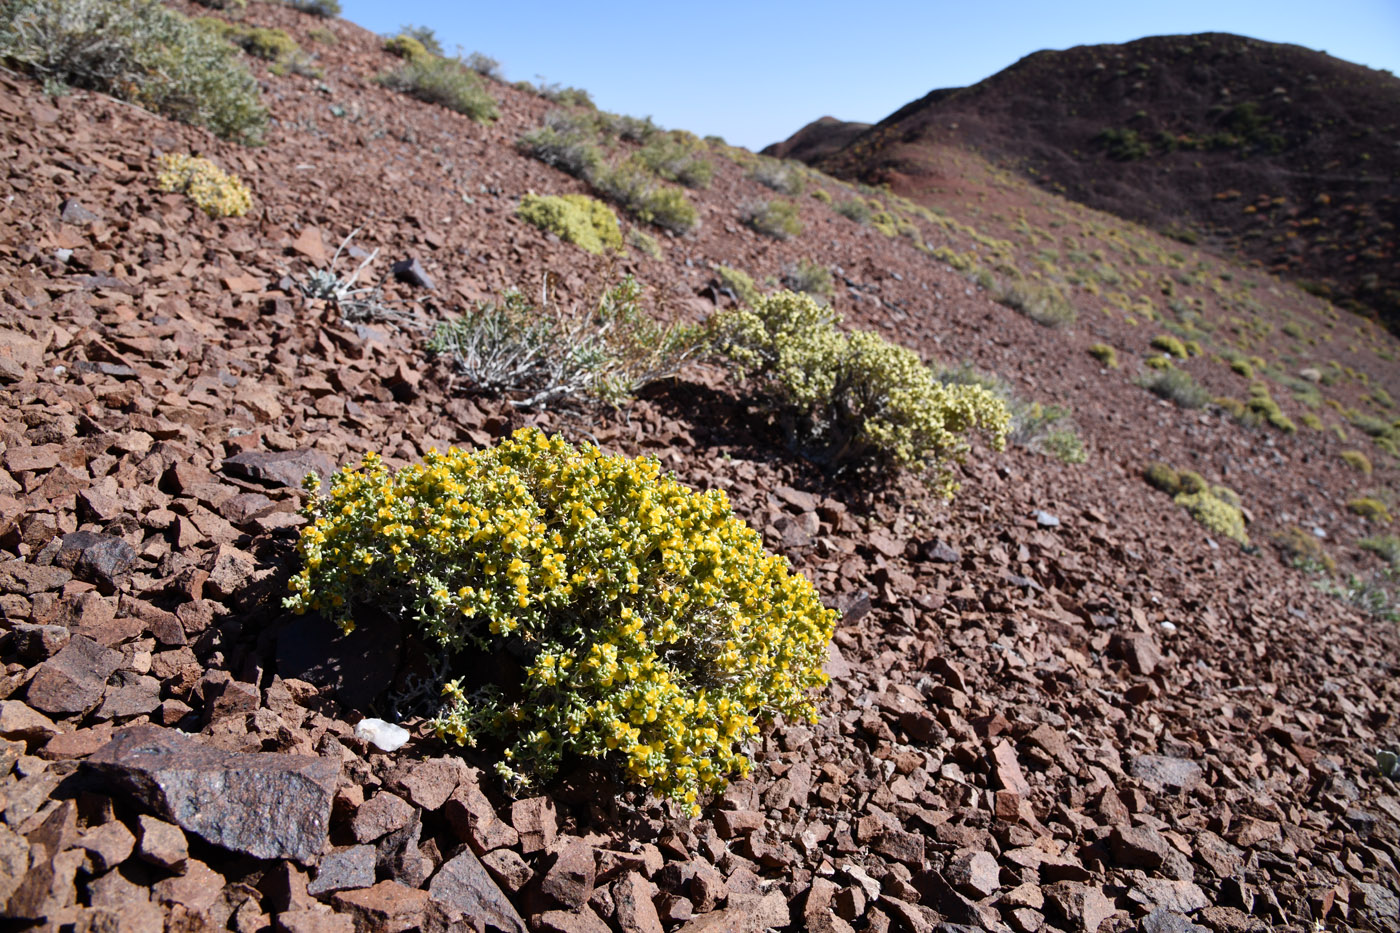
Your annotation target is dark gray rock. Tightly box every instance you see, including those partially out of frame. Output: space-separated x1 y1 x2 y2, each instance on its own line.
60 199 100 224
308 845 377 897
390 258 434 290
428 847 528 933
87 724 339 864
222 449 336 492
54 532 136 593
1129 755 1204 792
1142 908 1209 933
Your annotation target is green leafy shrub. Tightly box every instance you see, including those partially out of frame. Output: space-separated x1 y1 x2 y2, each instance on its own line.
376 54 498 122
156 153 251 217
1348 498 1394 524
0 0 266 144
516 193 622 256
395 24 442 56
782 259 832 299
1150 334 1189 358
286 0 340 16
1136 367 1210 408
1342 449 1374 475
748 158 804 195
628 228 661 259
716 266 759 306
711 291 1010 490
429 276 700 410
741 199 802 240
200 19 297 60
635 185 697 235
287 428 836 812
1088 343 1118 368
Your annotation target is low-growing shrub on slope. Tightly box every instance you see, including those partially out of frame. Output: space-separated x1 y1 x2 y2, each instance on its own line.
0 0 267 143
711 291 1010 491
287 429 837 811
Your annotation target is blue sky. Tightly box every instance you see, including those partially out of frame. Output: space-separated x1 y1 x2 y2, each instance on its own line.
338 1 1400 152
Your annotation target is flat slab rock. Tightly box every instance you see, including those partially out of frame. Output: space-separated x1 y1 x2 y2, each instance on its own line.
86 724 339 864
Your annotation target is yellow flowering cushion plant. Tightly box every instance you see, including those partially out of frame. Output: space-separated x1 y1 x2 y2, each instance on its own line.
285 428 837 812
155 153 252 218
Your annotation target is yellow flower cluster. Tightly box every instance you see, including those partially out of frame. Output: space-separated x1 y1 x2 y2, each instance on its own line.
711 290 1011 495
155 153 252 218
285 428 836 812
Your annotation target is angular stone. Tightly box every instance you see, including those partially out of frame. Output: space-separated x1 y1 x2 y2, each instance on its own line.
391 257 434 290
1043 882 1116 933
534 908 611 933
277 909 355 933
26 635 122 715
136 815 188 873
307 845 376 897
539 841 597 910
871 826 925 865
804 876 857 933
1111 632 1162 676
276 611 401 712
0 700 62 742
427 846 527 933
351 792 415 844
1141 908 1209 933
511 796 557 854
444 781 519 853
1129 755 1203 792
386 757 463 811
0 823 30 906
222 449 336 491
1110 824 1170 869
80 819 136 872
9 622 70 661
54 531 136 593
715 808 765 838
612 871 663 933
204 545 258 600
332 881 429 933
1132 879 1210 915
87 724 338 864
947 850 1000 899
481 847 534 893
991 739 1032 797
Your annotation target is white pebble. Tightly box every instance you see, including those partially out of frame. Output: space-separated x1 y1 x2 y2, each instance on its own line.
355 718 410 752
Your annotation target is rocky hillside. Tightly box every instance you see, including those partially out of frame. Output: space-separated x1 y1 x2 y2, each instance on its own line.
1 4 1399 933
769 33 1400 333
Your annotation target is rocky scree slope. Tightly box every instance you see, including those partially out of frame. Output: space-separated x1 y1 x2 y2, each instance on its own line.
769 33 1400 333
0 5 1398 933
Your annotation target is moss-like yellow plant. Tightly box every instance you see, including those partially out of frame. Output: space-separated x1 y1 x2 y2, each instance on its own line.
155 153 251 218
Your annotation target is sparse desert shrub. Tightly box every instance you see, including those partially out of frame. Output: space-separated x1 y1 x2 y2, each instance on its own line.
1088 343 1118 368
193 0 246 10
1213 396 1247 419
599 112 659 143
1246 383 1296 432
741 199 802 240
1176 485 1249 544
517 110 604 179
591 162 698 234
1143 462 1181 493
384 34 429 62
306 26 336 45
538 82 595 109
376 54 498 122
201 20 297 60
285 0 340 16
287 427 836 812
1271 526 1335 571
1348 498 1394 524
812 189 832 204
429 276 700 410
1176 470 1208 495
637 132 713 188
710 291 1010 489
627 228 661 259
1009 402 1087 463
716 266 759 306
1230 358 1254 378
0 0 267 144
391 24 441 56
1300 413 1323 430
516 193 621 256
994 280 1076 328
748 158 804 195
1282 321 1304 339
1341 449 1374 475
464 51 502 80
155 153 251 217
1137 367 1210 408
1360 535 1400 566
782 259 832 299
833 198 872 224
1150 334 1189 358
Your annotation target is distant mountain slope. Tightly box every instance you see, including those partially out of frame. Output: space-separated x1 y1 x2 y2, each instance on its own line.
770 33 1400 330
